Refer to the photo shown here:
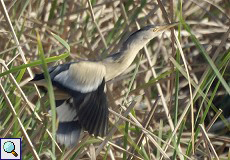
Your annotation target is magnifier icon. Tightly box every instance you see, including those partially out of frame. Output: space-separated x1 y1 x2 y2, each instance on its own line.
3 141 18 157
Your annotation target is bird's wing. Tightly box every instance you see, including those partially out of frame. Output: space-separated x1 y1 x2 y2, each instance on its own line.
74 78 108 137
31 61 106 94
52 61 106 94
30 61 108 147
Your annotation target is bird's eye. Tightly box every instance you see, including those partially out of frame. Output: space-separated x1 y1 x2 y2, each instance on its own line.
153 28 158 32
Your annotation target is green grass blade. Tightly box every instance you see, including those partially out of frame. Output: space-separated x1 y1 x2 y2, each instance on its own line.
50 32 70 52
0 53 69 78
181 19 230 96
49 0 58 20
36 30 56 159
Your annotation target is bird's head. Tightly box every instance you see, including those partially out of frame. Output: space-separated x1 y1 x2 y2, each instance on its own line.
124 22 178 50
141 22 178 39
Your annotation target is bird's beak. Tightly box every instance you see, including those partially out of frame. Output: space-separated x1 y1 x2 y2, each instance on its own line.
157 22 178 31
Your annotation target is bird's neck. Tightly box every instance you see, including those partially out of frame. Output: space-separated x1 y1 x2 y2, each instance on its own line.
102 42 146 81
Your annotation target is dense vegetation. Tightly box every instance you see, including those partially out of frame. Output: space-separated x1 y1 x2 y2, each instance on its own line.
0 0 229 159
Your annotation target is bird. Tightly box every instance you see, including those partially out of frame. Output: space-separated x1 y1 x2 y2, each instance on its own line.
30 23 178 147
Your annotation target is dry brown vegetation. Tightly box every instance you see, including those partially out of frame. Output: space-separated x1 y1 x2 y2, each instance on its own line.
0 0 230 159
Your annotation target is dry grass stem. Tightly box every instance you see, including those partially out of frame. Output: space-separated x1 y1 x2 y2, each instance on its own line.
1 0 229 159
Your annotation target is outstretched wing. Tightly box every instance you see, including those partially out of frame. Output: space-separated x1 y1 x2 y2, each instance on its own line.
30 61 108 147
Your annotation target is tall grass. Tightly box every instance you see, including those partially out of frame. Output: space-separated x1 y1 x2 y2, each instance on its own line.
0 0 230 159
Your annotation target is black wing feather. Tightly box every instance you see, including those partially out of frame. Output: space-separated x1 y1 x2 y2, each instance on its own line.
88 98 102 134
74 78 108 137
99 92 108 136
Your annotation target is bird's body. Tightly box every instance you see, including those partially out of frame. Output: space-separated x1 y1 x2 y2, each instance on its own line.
30 23 177 147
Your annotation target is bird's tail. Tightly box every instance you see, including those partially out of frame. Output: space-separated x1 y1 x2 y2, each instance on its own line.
55 99 83 147
56 121 82 147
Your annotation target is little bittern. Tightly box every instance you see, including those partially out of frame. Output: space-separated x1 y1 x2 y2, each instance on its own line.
30 23 178 147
